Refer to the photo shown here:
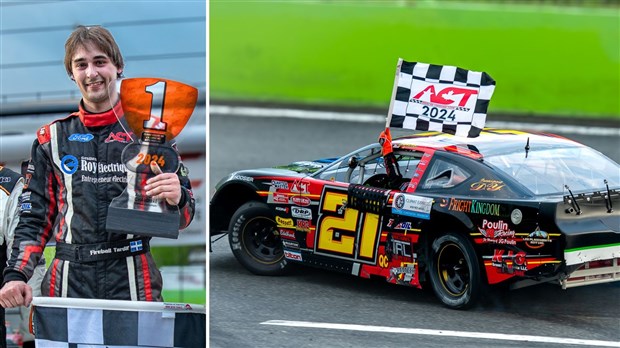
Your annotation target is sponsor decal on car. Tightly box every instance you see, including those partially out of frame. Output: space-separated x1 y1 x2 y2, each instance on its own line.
491 249 527 275
387 264 416 284
291 196 312 206
272 193 289 204
386 219 414 230
233 175 254 182
284 250 303 261
278 229 296 240
282 240 300 250
291 206 312 219
296 219 311 232
392 193 433 219
271 180 289 190
276 216 294 228
523 227 551 249
275 206 289 213
478 219 517 245
447 198 503 217
470 178 505 192
291 179 310 194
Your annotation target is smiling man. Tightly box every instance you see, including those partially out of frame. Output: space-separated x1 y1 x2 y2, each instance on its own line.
0 26 195 307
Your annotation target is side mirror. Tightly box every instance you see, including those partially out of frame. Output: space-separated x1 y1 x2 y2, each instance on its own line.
348 156 359 169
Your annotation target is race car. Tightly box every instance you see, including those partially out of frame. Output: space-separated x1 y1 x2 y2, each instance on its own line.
210 129 620 309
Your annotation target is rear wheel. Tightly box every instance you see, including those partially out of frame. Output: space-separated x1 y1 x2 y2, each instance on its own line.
428 232 482 309
228 201 291 275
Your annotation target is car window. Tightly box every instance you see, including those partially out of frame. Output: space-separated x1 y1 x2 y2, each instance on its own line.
485 145 620 195
420 158 471 190
314 147 422 186
314 145 382 183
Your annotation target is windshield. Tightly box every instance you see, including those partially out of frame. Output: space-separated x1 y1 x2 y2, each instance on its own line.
485 145 620 195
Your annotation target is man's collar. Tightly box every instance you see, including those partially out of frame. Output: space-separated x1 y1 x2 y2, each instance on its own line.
78 99 123 127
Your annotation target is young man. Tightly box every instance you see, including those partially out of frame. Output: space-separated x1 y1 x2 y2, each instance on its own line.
0 26 195 307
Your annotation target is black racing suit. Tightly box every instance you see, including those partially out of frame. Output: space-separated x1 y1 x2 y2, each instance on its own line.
2 100 195 301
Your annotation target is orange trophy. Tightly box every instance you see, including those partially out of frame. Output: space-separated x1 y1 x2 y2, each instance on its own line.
106 78 198 239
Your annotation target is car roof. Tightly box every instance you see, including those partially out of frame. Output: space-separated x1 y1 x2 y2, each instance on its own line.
393 129 582 159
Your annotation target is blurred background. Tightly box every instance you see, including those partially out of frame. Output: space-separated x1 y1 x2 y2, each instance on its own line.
0 0 207 310
210 0 619 120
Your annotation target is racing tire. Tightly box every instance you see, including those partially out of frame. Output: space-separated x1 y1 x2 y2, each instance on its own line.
428 232 482 309
228 201 292 276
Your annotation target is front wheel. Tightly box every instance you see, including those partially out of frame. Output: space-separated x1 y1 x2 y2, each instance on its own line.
428 232 482 309
228 201 292 275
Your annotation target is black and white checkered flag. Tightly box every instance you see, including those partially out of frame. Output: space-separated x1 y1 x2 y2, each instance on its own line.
387 59 496 138
32 297 205 347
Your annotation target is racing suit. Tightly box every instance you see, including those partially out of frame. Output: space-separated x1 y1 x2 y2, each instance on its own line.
0 166 45 347
1 166 23 348
2 100 195 301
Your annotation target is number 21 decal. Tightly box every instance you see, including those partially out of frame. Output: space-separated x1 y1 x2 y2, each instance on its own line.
315 186 381 263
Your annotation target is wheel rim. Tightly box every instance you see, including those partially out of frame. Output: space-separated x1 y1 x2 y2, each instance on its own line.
241 216 283 264
436 242 469 296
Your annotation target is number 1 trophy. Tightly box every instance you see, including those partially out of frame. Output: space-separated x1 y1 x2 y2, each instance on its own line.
106 78 198 239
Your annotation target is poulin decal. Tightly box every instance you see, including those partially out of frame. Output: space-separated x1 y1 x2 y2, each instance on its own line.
478 219 516 245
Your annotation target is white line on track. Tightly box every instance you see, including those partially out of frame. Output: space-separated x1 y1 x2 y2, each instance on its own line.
211 105 620 137
261 320 620 347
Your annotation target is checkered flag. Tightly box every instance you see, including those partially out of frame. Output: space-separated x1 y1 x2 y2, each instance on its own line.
387 59 496 138
32 297 205 347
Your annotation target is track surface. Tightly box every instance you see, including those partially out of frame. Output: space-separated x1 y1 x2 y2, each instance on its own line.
209 114 620 348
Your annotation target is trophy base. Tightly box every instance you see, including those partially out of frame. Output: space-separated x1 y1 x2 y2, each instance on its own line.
106 206 180 239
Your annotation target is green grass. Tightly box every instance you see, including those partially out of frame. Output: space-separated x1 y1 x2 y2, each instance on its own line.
210 1 620 119
162 289 206 305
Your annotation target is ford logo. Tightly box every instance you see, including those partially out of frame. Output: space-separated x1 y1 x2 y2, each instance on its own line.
68 133 94 142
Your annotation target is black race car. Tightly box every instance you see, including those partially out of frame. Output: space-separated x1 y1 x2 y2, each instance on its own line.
210 129 620 309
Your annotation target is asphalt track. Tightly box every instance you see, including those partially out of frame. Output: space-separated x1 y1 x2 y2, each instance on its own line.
209 109 620 348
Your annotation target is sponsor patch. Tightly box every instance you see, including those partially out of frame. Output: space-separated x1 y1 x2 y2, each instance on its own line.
392 193 433 219
60 155 79 175
68 133 94 142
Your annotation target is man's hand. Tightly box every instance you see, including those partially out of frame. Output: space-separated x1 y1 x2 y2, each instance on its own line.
0 281 33 308
145 161 182 206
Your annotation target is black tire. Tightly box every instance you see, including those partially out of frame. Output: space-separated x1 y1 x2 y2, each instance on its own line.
428 232 482 309
228 201 292 275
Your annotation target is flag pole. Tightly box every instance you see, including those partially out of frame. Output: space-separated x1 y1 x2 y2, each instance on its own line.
385 58 403 129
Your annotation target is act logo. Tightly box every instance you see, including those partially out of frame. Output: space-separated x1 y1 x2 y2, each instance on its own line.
105 132 133 143
411 85 478 107
60 155 79 175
